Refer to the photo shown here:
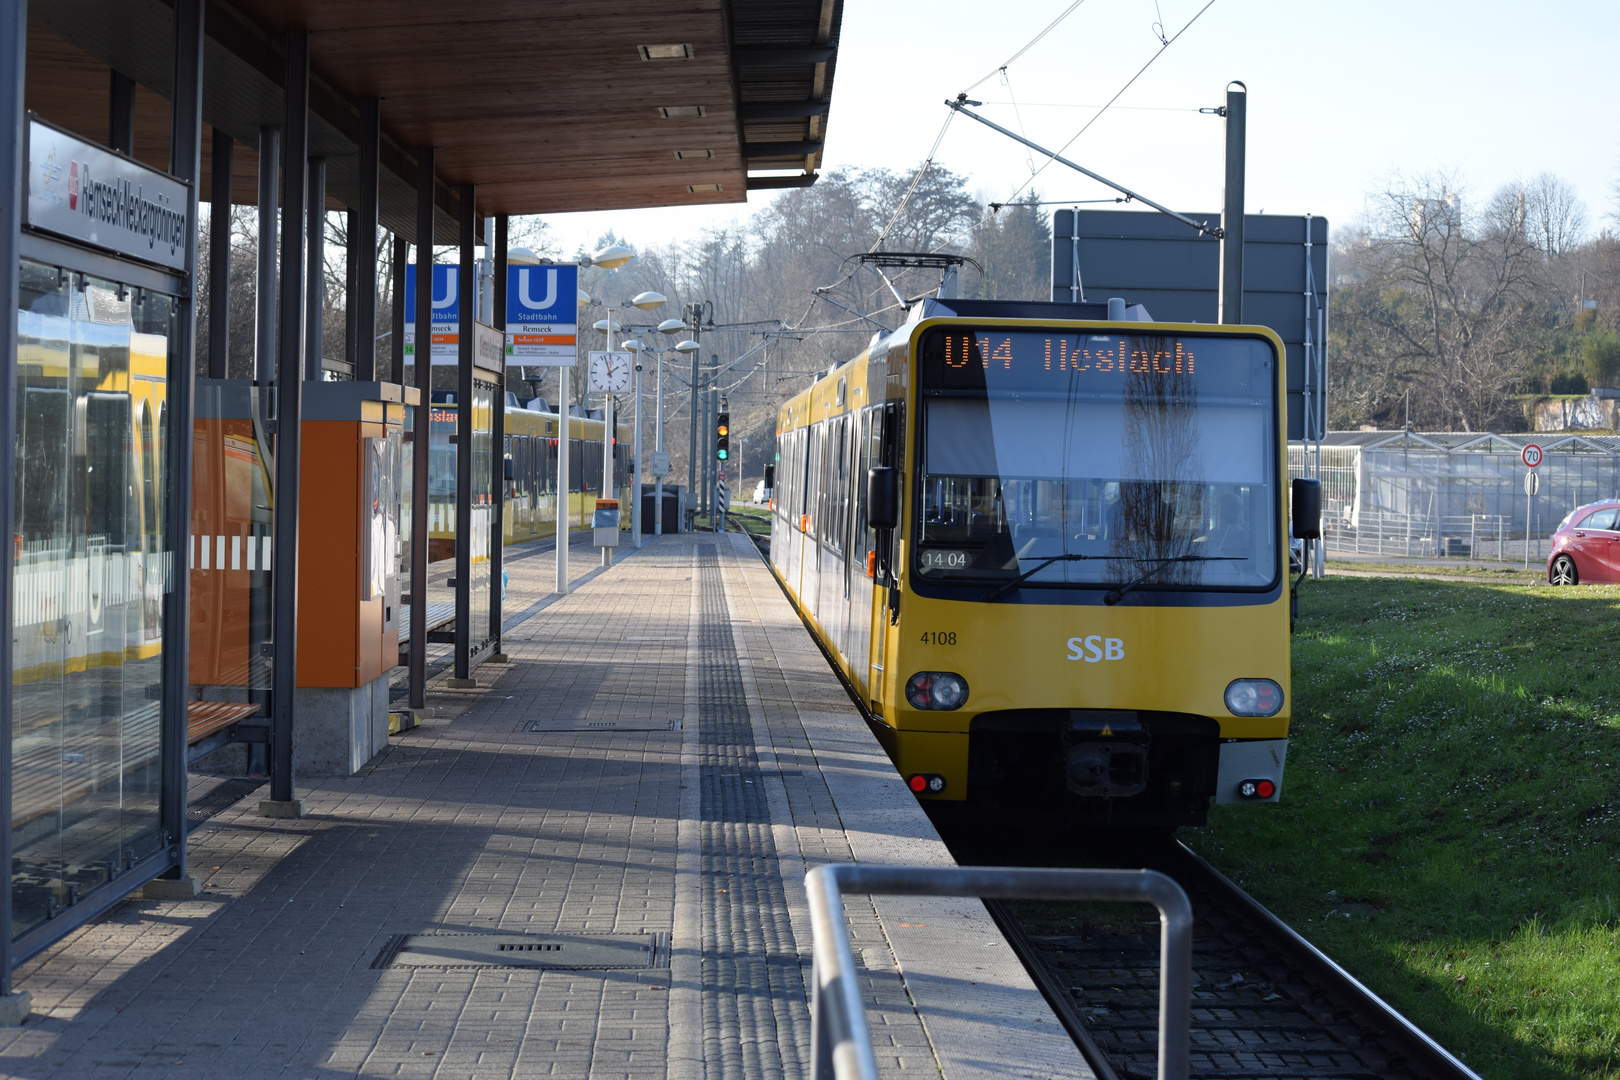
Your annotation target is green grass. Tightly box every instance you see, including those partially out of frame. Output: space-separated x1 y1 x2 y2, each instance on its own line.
1327 559 1545 584
724 503 771 538
1191 575 1620 1079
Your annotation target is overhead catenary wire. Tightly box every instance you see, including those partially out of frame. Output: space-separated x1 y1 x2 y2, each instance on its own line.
932 0 1221 255
958 0 1094 97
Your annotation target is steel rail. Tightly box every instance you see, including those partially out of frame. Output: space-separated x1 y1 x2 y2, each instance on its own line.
1168 841 1482 1080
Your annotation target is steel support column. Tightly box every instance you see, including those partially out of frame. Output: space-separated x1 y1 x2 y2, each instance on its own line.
408 147 433 711
109 69 135 154
207 128 231 378
248 124 278 748
390 235 406 383
158 0 204 884
267 30 309 812
452 183 475 681
354 99 379 382
0 0 28 996
304 157 324 383
1218 81 1246 325
255 126 279 383
343 209 357 372
490 214 507 656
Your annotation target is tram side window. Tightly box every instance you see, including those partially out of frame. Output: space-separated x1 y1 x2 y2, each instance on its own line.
569 439 584 492
85 394 131 549
852 408 874 570
583 441 602 492
806 424 823 533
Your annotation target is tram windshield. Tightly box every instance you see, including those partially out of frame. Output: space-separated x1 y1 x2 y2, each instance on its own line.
915 327 1279 594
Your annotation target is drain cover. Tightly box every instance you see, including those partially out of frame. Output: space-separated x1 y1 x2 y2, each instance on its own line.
375 932 666 970
526 718 680 732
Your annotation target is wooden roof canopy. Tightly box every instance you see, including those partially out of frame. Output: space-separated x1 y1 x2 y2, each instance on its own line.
23 0 844 236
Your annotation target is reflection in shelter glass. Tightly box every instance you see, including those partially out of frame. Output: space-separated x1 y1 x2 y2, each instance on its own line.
916 328 1279 595
13 261 175 935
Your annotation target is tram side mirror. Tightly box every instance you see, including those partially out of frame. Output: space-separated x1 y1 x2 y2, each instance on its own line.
868 466 900 530
763 463 776 492
1291 478 1322 540
504 457 515 481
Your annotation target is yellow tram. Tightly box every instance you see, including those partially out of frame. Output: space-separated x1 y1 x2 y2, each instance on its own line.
771 298 1312 829
425 394 632 562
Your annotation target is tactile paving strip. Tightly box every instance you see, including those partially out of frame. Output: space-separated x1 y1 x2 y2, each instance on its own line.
695 544 809 1080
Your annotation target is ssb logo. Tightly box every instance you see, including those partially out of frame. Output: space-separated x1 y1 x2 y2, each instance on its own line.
1066 635 1124 663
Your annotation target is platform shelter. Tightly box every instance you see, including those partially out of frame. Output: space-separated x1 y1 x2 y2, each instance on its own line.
0 0 844 1000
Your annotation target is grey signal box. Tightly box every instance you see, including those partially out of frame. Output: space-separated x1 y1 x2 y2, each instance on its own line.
1052 210 1329 441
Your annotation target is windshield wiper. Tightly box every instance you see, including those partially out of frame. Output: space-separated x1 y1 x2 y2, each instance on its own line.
982 553 1107 602
1103 554 1241 606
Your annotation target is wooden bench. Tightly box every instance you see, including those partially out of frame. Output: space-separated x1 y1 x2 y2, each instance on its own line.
187 700 263 764
398 600 456 648
12 700 265 834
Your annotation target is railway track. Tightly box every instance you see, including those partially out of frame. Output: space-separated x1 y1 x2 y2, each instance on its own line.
943 825 1480 1080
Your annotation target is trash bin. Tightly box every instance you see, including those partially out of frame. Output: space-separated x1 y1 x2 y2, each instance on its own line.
640 484 684 534
593 499 620 547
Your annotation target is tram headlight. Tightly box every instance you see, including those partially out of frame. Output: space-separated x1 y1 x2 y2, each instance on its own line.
906 671 968 711
1224 678 1284 717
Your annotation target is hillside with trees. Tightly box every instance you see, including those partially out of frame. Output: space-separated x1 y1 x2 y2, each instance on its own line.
1329 171 1619 432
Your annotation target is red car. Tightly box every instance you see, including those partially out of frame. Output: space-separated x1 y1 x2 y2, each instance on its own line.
1548 500 1620 585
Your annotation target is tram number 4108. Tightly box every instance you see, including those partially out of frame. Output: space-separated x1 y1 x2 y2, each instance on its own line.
920 631 958 646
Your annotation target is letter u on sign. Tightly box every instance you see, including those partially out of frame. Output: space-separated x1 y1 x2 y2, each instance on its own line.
516 268 558 310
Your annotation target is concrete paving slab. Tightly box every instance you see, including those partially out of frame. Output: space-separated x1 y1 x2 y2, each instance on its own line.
0 530 1089 1080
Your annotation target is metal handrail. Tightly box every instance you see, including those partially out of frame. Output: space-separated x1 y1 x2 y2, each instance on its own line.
806 864 1192 1080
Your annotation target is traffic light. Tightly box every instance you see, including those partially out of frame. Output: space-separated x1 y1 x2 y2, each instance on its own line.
715 412 730 461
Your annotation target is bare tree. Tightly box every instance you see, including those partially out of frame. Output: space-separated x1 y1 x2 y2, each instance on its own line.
1524 172 1588 259
1343 172 1542 431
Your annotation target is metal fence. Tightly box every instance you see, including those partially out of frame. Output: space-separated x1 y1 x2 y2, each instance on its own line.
1290 433 1620 567
806 863 1193 1080
1317 510 1554 566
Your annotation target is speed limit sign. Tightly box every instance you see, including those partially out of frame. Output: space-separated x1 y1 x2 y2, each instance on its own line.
1522 443 1543 468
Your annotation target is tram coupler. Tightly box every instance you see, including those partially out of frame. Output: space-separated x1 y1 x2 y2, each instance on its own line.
1062 711 1149 798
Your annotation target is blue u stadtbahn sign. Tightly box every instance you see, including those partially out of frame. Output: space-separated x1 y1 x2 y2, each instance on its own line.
402 263 460 323
506 264 577 326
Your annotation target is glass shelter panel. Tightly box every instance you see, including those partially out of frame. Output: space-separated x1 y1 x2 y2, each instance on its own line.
13 261 174 936
469 381 494 649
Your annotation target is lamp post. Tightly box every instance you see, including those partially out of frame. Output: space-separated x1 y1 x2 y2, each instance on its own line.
671 337 700 533
622 339 646 547
587 287 664 564
550 242 636 594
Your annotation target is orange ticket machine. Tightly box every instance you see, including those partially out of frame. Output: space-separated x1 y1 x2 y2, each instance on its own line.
293 381 414 775
190 380 416 776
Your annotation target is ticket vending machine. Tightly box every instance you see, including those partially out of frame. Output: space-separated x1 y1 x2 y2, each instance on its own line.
190 380 416 776
295 381 415 775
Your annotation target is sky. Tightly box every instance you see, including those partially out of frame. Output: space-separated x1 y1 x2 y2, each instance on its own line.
542 0 1620 259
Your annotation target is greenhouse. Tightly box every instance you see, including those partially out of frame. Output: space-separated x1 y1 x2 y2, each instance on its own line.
1289 431 1620 563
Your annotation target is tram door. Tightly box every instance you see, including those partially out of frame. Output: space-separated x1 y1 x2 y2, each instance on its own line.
866 401 901 711
844 407 876 691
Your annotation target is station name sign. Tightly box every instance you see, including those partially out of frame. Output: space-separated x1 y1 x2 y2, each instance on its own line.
26 117 191 272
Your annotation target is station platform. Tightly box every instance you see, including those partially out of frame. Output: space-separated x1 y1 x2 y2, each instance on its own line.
0 532 1089 1080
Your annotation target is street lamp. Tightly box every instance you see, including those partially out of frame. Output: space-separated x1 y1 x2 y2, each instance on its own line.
589 242 635 270
641 323 688 537
583 292 666 555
